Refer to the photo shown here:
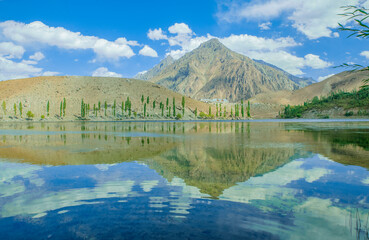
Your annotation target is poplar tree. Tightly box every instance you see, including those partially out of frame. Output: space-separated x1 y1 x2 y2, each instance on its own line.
60 101 63 117
172 97 176 117
231 107 233 118
181 96 185 115
113 100 116 117
241 100 244 118
81 99 85 117
216 103 219 117
166 98 169 109
2 101 6 115
247 101 251 118
47 101 50 117
147 96 149 104
144 103 147 118
98 101 101 111
19 102 22 118
13 103 16 116
195 108 197 117
104 101 107 116
121 101 124 116
153 100 156 109
63 98 66 117
209 106 211 116
141 95 144 104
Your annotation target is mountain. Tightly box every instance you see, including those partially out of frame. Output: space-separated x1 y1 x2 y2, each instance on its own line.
0 76 210 120
253 59 316 88
251 70 369 105
139 39 313 102
135 55 175 80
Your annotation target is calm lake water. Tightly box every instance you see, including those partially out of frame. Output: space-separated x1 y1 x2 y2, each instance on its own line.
0 121 368 240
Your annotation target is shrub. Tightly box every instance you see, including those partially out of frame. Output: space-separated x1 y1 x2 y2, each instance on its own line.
26 111 34 119
41 115 45 119
345 111 354 117
176 113 182 120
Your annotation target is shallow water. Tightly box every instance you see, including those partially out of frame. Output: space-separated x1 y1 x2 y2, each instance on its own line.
0 121 368 240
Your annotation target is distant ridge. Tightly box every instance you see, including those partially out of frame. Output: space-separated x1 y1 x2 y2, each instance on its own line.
137 38 314 102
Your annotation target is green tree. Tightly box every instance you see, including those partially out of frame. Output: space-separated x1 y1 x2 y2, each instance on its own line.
241 100 244 118
98 101 101 111
172 97 176 117
194 107 197 117
209 106 211 115
121 101 124 116
113 100 116 117
147 96 149 104
63 98 66 117
2 101 6 115
216 103 219 117
47 101 50 117
166 98 169 109
338 5 369 89
104 101 107 116
231 107 233 118
81 99 85 117
60 101 63 117
19 102 22 118
153 100 156 109
168 106 171 117
144 103 147 118
181 96 185 115
13 103 16 116
94 104 97 117
141 95 144 104
26 111 34 119
247 101 251 118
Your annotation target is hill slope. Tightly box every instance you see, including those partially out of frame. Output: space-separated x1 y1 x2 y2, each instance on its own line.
135 56 175 80
251 70 369 105
142 39 312 102
0 76 210 120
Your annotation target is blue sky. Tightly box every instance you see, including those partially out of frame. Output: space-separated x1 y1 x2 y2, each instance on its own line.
0 0 368 81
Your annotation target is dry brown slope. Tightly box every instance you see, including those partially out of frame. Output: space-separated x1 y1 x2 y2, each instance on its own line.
251 71 369 105
0 76 210 120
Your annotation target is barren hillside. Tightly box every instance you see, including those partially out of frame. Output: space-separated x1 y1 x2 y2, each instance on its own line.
0 76 211 120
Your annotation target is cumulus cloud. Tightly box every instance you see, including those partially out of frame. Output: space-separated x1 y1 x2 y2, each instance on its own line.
29 51 45 61
360 51 369 59
139 45 158 57
147 28 167 40
217 0 366 39
151 23 331 75
0 21 136 61
42 71 60 76
92 67 122 78
0 42 25 59
318 74 335 82
259 22 272 30
0 56 43 80
168 23 193 35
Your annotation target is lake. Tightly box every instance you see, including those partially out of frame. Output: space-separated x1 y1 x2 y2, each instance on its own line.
0 121 368 240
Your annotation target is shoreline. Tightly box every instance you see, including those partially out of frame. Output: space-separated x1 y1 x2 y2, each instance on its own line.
0 118 369 124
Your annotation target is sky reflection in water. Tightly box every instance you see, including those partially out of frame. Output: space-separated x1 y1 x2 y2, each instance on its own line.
0 121 368 240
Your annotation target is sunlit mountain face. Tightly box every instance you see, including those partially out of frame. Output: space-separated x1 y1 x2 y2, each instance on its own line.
0 121 368 239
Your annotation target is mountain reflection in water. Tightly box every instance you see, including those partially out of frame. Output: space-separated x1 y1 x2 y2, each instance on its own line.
0 121 368 240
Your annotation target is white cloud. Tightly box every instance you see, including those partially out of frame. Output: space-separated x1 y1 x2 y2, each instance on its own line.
0 21 135 61
153 24 330 75
92 67 122 78
0 42 25 59
217 0 365 39
29 51 45 61
360 51 369 59
318 74 335 82
42 71 60 76
168 23 193 35
139 45 158 57
259 22 272 30
147 28 167 40
0 56 43 80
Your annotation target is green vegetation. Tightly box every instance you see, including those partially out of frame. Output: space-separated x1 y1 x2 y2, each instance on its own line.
47 101 50 117
60 101 63 117
247 101 251 118
104 101 107 116
199 111 214 119
280 89 369 118
26 110 34 119
172 97 176 117
13 103 16 116
41 115 45 119
241 100 244 117
181 96 185 115
194 107 197 118
176 113 182 120
63 98 66 117
19 102 22 118
2 101 6 115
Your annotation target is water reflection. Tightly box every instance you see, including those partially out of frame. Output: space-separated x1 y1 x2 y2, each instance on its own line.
0 121 368 239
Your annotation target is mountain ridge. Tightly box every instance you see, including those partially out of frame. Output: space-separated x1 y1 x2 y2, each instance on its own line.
137 38 314 102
